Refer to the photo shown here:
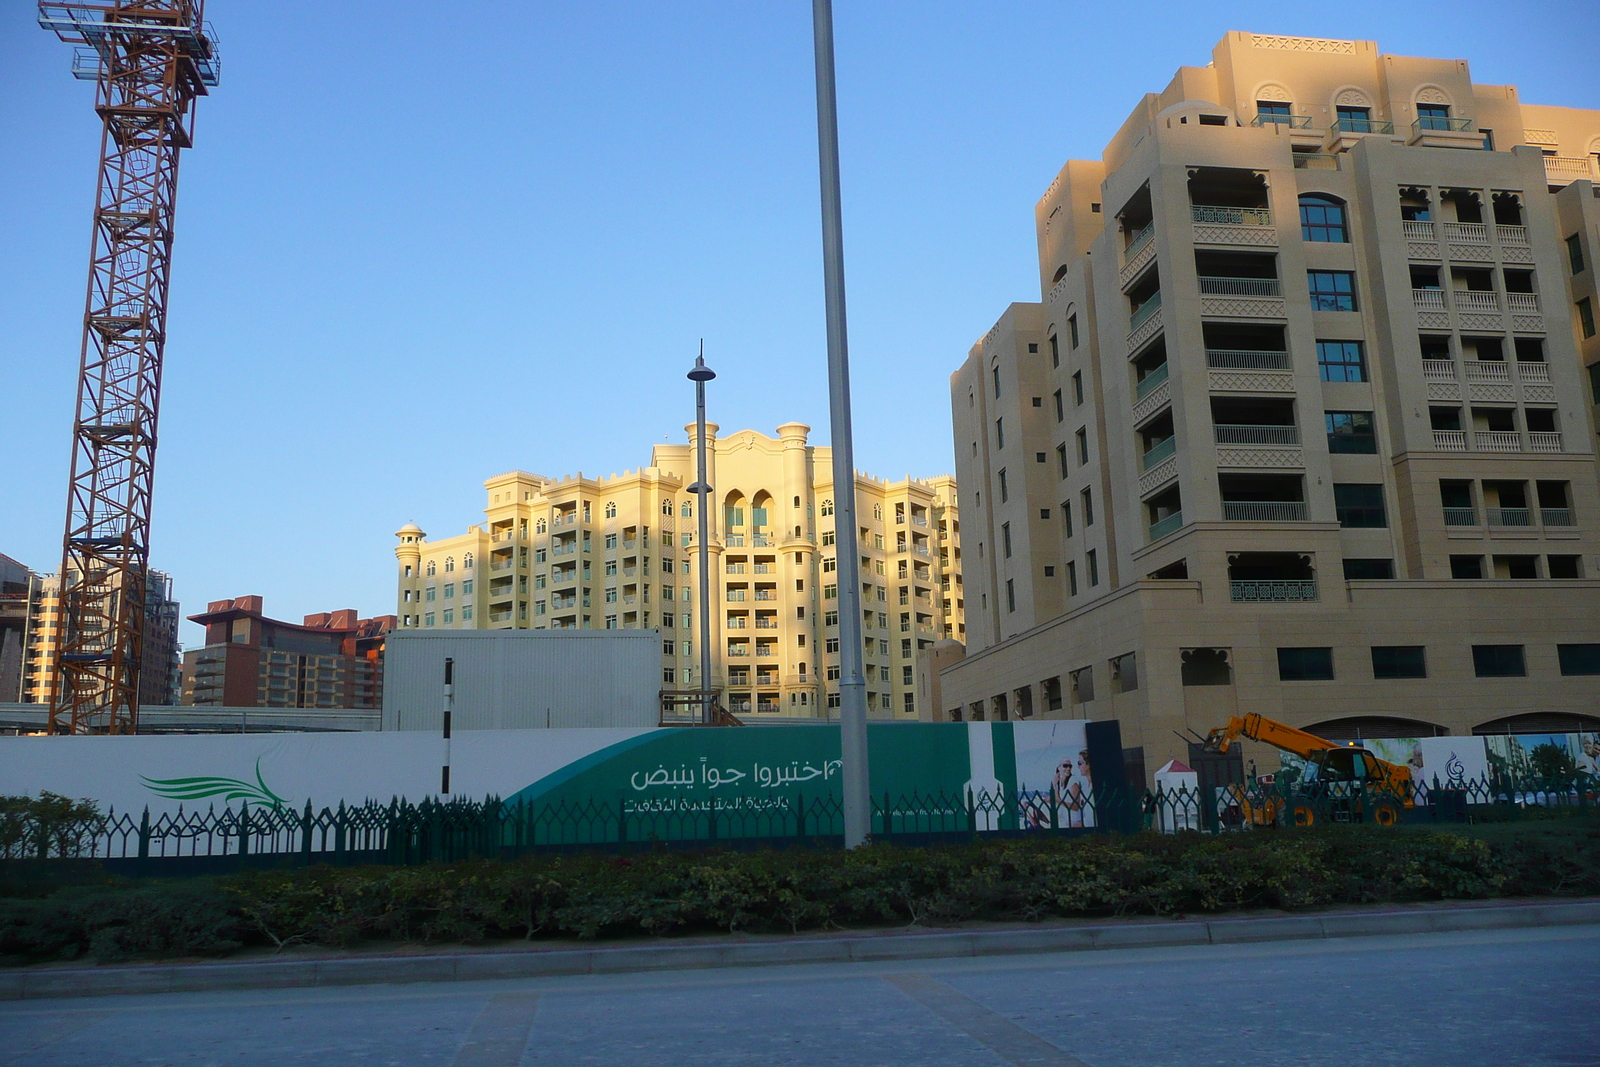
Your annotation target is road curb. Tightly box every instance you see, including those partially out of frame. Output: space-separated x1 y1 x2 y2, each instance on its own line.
3 899 1597 1001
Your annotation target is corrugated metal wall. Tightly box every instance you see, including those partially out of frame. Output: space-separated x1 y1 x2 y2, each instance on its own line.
381 630 659 730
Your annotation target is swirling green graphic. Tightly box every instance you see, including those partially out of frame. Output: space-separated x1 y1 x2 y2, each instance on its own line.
141 757 285 807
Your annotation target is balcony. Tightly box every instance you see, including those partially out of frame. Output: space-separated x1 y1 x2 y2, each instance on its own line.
1200 276 1280 297
1422 359 1456 382
1134 362 1169 401
1519 362 1551 384
1127 293 1163 353
726 590 746 602
1222 501 1309 521
1529 432 1564 453
1214 425 1298 446
1333 116 1394 135
1497 225 1530 248
725 618 746 629
726 645 749 657
1545 155 1599 186
1443 507 1478 527
1191 206 1272 227
489 560 515 572
1433 430 1468 451
1230 580 1318 602
754 590 778 600
1199 276 1285 319
1120 222 1157 288
1463 360 1510 383
1403 220 1436 242
1542 508 1575 527
1129 291 1162 330
724 534 745 547
1148 511 1184 542
1474 431 1521 453
754 619 778 629
1250 113 1313 129
1412 289 1446 312
1135 435 1175 471
1485 507 1533 528
488 611 513 623
1206 348 1291 371
1506 292 1540 314
753 564 774 574
1453 290 1501 313
911 544 930 557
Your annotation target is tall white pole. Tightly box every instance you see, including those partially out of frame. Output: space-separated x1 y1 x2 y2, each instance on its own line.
811 0 870 847
688 345 716 725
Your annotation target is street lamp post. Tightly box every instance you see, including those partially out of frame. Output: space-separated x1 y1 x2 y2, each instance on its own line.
811 0 870 847
687 344 716 725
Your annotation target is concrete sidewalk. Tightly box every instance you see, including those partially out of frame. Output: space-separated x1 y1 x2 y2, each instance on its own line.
3 896 1596 1002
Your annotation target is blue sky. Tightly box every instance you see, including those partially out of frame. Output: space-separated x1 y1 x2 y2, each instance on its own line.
3 0 1597 647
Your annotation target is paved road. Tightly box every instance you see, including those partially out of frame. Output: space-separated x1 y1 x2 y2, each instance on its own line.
3 926 1596 1067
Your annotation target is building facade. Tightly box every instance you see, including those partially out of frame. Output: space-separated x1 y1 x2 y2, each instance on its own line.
181 597 393 710
941 32 1600 778
12 564 182 708
396 423 964 719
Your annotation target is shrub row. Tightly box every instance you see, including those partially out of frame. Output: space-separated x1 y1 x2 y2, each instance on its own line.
3 821 1597 964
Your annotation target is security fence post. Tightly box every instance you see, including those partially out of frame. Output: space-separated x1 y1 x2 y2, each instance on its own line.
237 802 250 858
300 800 314 866
794 791 806 839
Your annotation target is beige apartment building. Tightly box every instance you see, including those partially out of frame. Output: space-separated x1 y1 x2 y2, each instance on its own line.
940 32 1600 780
395 423 964 720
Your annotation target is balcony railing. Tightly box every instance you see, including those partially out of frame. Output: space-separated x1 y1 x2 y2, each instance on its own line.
1199 276 1281 296
1129 291 1162 330
726 591 747 601
1497 225 1529 246
1141 437 1177 470
726 646 749 657
1545 156 1599 182
754 590 778 600
1414 115 1475 134
1475 431 1521 452
724 535 745 547
1453 290 1500 312
1506 293 1540 313
754 619 778 629
1529 432 1564 453
1292 154 1339 170
1444 223 1488 245
1124 220 1155 260
1250 113 1313 129
1486 507 1532 527
1422 359 1456 381
1215 424 1298 445
1464 360 1510 382
725 618 746 629
1542 508 1575 527
1402 220 1436 241
1206 349 1290 370
1433 430 1468 451
488 611 512 623
1443 507 1478 526
1230 579 1318 602
1191 205 1273 226
753 564 774 573
1518 362 1551 383
1222 501 1308 521
1334 117 1394 134
1412 288 1445 311
1135 362 1170 400
489 560 515 572
1148 512 1184 542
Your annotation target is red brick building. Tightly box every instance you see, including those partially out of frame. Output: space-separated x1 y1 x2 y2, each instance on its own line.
181 596 394 709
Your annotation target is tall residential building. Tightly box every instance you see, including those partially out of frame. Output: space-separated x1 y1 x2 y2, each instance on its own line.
395 423 964 719
0 554 37 702
16 566 182 708
181 597 394 709
942 32 1600 775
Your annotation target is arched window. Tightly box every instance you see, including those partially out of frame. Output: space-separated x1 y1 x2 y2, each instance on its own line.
1299 194 1348 243
661 499 673 516
604 501 617 519
681 500 692 518
463 553 473 569
444 557 454 573
426 560 437 577
535 518 547 534
873 503 883 521
821 499 834 517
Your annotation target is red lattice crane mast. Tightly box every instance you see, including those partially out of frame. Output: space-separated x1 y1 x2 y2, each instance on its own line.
39 2 219 734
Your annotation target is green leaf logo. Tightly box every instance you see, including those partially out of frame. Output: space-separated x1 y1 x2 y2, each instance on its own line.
141 757 286 807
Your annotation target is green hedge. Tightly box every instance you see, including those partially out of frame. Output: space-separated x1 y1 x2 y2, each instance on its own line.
3 821 1598 964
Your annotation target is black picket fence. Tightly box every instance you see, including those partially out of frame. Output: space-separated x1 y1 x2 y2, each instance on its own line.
2 771 1594 873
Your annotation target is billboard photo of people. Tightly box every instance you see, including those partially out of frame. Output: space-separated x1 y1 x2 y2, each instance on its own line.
1013 721 1095 829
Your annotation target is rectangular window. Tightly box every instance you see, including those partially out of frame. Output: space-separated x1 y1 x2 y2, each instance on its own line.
1056 443 1068 478
1325 411 1376 453
823 584 837 599
1081 488 1094 526
461 605 472 620
824 610 839 626
1317 341 1366 382
999 469 1008 503
825 637 840 653
1342 558 1393 580
1068 314 1079 349
1557 643 1600 675
1086 549 1099 587
1567 234 1586 275
1450 555 1483 579
1053 389 1064 421
424 612 435 626
1049 334 1060 367
1579 297 1596 339
992 366 1001 397
1001 522 1012 558
1006 578 1015 613
1062 500 1073 537
1066 561 1078 595
1333 484 1387 527
1371 646 1426 679
1072 371 1084 405
995 418 1005 449
1472 644 1526 678
442 609 453 623
1278 647 1334 681
1075 428 1089 464
1308 270 1357 312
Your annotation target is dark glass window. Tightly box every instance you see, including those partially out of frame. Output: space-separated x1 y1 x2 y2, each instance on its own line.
1579 297 1596 339
1472 644 1525 678
1334 484 1387 527
1372 646 1426 679
1299 195 1348 242
1278 647 1334 681
1415 105 1451 131
1326 411 1376 453
1557 644 1600 675
1309 271 1357 312
1256 101 1292 122
1342 558 1393 579
1335 105 1374 132
1450 555 1483 579
1317 341 1366 382
1567 234 1586 275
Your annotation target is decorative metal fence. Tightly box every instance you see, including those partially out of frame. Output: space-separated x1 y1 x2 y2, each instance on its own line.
2 771 1594 871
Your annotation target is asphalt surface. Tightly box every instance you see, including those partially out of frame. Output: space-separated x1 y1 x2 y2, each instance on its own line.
2 925 1595 1067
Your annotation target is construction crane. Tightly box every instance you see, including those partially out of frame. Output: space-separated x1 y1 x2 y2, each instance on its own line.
38 2 219 734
